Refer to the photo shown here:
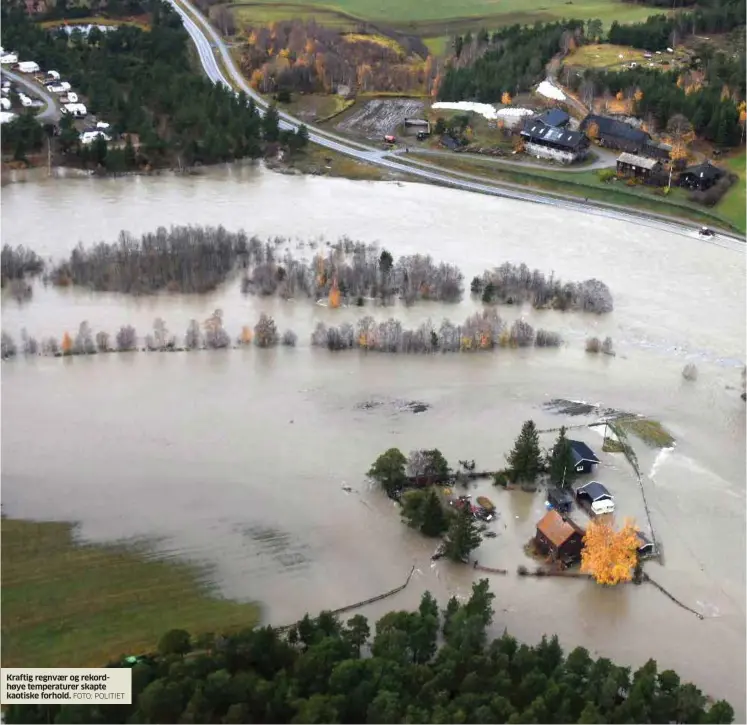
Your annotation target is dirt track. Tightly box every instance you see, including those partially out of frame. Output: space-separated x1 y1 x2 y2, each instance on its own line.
336 99 424 139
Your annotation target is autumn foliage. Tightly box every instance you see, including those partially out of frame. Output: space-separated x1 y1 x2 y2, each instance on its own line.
581 518 640 586
61 332 73 355
239 20 432 95
328 277 341 308
500 91 512 105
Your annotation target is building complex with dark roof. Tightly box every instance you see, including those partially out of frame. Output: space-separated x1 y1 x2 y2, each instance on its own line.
520 118 589 164
679 162 725 191
537 108 570 128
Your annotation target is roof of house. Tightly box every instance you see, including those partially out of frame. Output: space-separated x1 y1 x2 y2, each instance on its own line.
547 486 574 505
636 531 654 549
569 440 600 464
581 114 650 145
576 480 612 501
536 510 584 548
521 119 588 150
682 162 724 181
537 108 570 127
617 152 661 170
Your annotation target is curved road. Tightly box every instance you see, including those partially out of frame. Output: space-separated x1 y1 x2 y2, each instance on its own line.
168 0 744 246
1 69 60 123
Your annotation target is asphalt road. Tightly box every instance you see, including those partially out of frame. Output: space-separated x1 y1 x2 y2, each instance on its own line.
168 0 743 244
1 69 60 123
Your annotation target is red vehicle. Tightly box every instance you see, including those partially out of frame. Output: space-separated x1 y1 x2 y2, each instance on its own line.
383 135 396 144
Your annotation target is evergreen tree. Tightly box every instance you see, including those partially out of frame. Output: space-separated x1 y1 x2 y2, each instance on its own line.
507 420 542 483
444 505 482 562
547 426 576 488
296 124 309 148
420 488 449 537
262 104 281 142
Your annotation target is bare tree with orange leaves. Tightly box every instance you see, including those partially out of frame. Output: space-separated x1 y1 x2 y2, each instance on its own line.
61 331 73 355
581 518 640 585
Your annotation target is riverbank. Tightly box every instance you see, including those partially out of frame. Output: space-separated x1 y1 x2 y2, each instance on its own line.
0 518 259 667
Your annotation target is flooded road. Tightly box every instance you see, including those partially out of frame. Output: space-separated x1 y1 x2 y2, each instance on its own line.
2 166 745 713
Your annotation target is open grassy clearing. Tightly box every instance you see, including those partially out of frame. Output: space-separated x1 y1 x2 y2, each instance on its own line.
400 151 739 230
230 2 357 30
1 518 259 667
717 150 746 234
616 419 676 448
38 15 151 29
565 43 689 72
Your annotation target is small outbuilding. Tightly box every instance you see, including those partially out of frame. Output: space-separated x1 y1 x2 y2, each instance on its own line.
636 531 656 559
616 152 663 180
679 162 724 192
547 486 574 513
17 61 40 73
569 440 600 474
535 509 585 564
575 480 614 515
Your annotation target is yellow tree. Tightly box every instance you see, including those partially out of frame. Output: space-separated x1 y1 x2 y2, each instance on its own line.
501 91 512 105
615 90 624 101
61 331 73 355
634 89 644 103
240 326 253 345
586 120 600 141
581 518 640 585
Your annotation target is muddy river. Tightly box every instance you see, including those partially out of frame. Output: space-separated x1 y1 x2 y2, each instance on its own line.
1 165 745 713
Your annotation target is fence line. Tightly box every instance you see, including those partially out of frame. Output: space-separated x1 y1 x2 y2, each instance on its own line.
276 565 416 632
643 573 705 620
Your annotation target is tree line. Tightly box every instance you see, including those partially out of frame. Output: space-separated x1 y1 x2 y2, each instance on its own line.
471 263 614 314
310 311 562 353
0 311 297 359
569 65 743 146
1 0 306 169
438 21 585 102
6 577 734 724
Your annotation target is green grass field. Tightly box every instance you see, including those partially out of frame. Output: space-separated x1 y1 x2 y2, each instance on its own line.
227 0 656 54
1 519 259 667
717 150 746 234
401 151 740 230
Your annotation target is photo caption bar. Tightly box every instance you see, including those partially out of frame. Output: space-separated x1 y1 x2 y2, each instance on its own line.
1 668 132 705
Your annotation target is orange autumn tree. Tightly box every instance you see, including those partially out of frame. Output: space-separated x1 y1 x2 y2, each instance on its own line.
501 91 512 105
240 326 253 345
61 331 73 355
328 277 341 308
586 121 599 141
581 518 640 585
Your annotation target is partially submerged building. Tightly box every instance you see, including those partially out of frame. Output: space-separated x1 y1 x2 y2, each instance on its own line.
568 440 600 474
520 119 589 164
575 480 614 515
535 509 585 564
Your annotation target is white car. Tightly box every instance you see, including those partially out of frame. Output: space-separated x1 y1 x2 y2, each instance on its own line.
62 92 78 103
19 94 32 107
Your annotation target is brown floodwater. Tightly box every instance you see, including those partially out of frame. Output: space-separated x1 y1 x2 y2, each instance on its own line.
1 165 745 714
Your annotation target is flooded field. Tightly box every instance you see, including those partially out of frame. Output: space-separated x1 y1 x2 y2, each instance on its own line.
1 165 745 713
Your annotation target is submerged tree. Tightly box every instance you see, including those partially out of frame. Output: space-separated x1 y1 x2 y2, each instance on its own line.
444 505 482 563
581 518 640 585
254 313 279 348
116 325 137 351
400 488 449 537
1 331 17 359
506 420 543 484
368 448 408 498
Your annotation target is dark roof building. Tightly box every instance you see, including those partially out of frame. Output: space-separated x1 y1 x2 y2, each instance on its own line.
617 152 663 179
580 114 650 153
636 531 656 558
537 108 570 128
569 440 600 474
547 486 574 513
679 162 725 191
520 119 589 154
535 510 585 563
440 134 460 151
575 480 613 503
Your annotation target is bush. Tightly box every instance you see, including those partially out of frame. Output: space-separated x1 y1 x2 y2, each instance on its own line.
601 336 615 355
682 363 698 381
688 173 737 208
157 629 191 657
597 168 616 183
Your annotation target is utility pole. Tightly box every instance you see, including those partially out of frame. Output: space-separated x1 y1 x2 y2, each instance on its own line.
47 136 52 176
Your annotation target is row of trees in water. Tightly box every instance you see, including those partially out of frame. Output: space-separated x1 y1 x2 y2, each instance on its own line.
310 312 562 353
8 579 733 724
3 228 614 313
0 311 563 358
